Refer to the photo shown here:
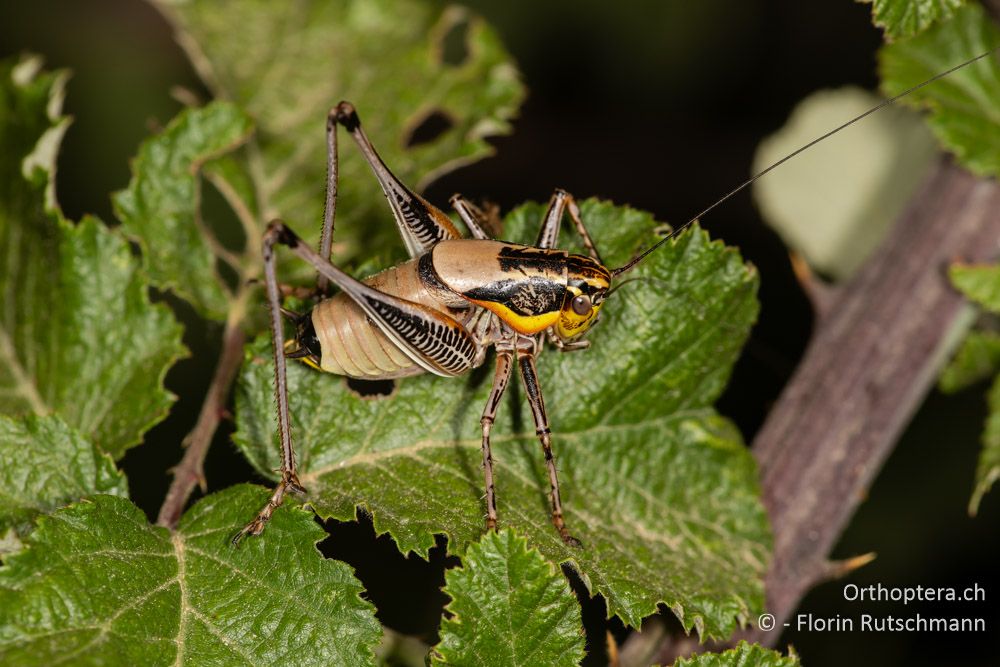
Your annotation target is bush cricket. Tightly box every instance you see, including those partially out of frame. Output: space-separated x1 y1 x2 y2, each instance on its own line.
237 47 998 546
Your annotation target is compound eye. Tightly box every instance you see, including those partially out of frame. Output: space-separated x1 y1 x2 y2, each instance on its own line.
571 294 591 316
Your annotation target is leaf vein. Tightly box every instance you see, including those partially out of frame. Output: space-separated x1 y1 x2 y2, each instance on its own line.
0 327 47 414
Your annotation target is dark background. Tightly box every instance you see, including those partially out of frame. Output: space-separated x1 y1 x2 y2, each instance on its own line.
2 1 997 665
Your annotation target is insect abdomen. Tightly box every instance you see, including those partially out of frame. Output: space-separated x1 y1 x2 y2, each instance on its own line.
310 257 465 379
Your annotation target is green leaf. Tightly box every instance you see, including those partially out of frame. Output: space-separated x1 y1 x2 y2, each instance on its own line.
949 263 1000 313
432 530 584 667
234 200 769 638
752 87 936 280
0 55 186 458
113 102 254 321
879 4 1000 178
970 374 1000 515
945 263 1000 513
940 331 1000 393
863 0 966 40
0 414 127 540
0 486 381 666
671 641 800 667
151 0 524 257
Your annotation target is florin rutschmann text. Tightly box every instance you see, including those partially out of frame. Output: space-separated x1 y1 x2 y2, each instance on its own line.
791 613 985 632
768 583 988 633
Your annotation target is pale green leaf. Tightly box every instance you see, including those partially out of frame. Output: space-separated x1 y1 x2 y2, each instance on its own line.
376 629 430 667
863 0 966 40
0 486 381 666
0 414 127 539
970 374 1000 515
879 4 1000 177
949 263 1000 313
0 56 186 458
432 530 584 667
151 0 524 257
671 641 800 667
939 331 1000 393
752 87 936 280
113 102 254 320
234 200 769 638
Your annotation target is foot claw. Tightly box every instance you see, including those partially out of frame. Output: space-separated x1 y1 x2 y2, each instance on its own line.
234 474 305 545
231 518 264 547
561 533 583 548
555 520 582 547
284 473 307 496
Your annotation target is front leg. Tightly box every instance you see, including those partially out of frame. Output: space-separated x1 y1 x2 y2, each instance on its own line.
450 193 493 240
546 330 590 352
516 346 581 547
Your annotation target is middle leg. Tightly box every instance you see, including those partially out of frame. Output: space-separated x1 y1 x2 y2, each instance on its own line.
450 193 493 240
479 351 515 531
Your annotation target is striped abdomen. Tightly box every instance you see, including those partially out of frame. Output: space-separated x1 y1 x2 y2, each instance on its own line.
309 257 468 379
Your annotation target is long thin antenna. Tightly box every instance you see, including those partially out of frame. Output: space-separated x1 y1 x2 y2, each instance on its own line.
611 46 1000 277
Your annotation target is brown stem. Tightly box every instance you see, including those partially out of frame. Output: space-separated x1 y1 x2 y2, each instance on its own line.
157 290 251 529
650 159 1000 663
748 160 1000 644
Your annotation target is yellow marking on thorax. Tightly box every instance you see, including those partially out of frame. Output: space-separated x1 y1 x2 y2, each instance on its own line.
470 299 560 334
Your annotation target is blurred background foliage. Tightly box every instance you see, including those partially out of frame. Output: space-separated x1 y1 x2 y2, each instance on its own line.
1 1 996 665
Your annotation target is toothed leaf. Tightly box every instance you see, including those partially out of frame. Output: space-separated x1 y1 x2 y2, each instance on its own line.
0 486 381 666
880 4 1000 177
0 414 128 540
0 56 185 457
943 263 1000 513
672 641 800 667
863 0 966 40
949 263 1000 313
432 530 584 667
940 331 1000 393
151 0 524 259
970 375 1000 514
113 102 254 320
